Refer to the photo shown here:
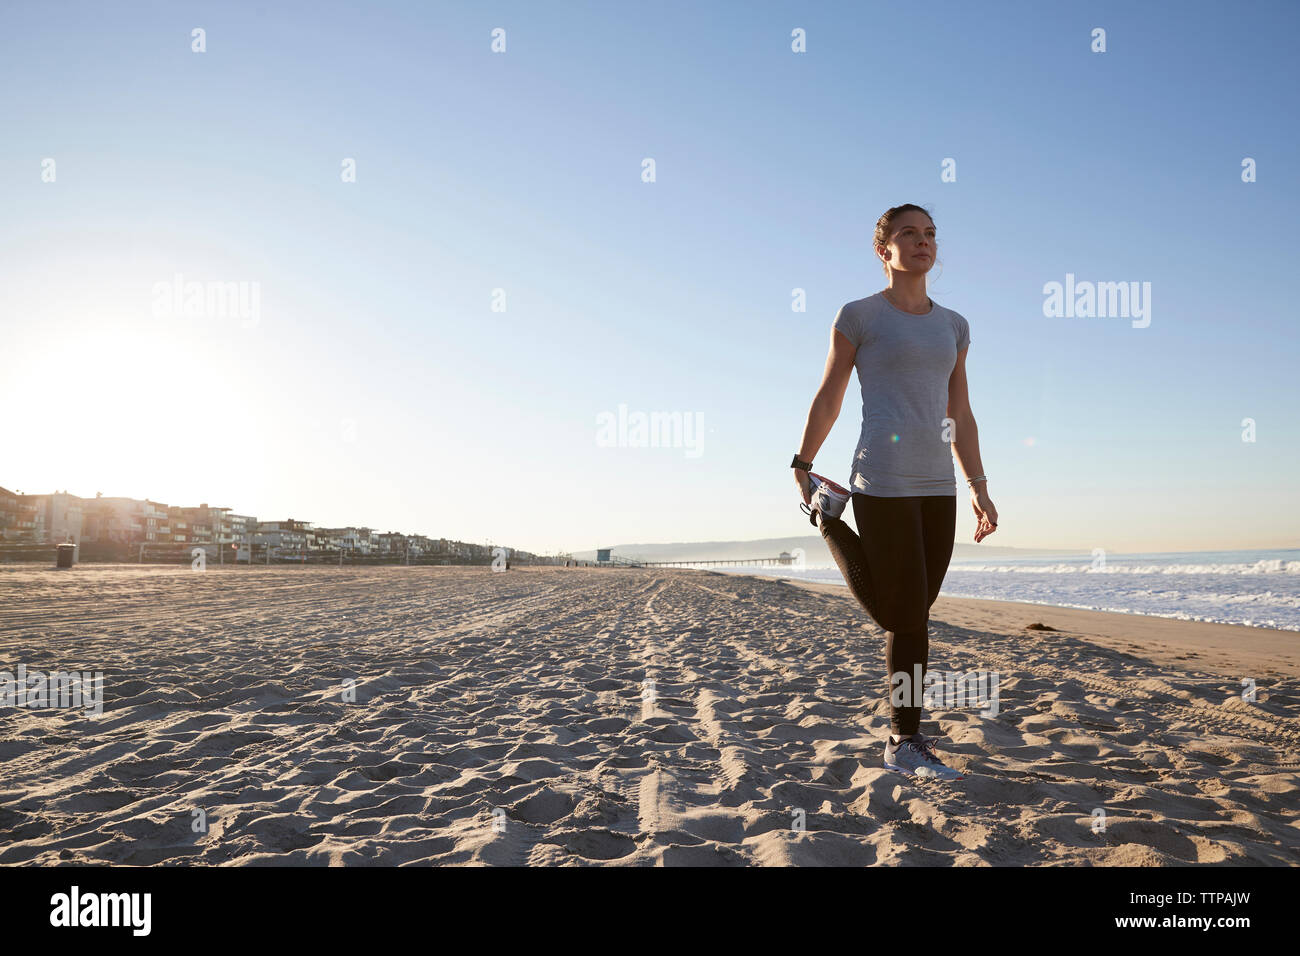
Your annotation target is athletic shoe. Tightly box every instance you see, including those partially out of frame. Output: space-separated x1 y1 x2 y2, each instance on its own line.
799 472 851 527
883 733 965 781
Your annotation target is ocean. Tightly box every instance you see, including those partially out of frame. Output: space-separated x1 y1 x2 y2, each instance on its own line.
712 548 1300 631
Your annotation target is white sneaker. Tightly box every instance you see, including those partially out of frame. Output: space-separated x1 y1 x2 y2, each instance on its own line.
883 733 965 781
800 472 851 527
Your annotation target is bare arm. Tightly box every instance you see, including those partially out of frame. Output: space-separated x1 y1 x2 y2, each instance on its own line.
946 346 998 542
794 327 857 501
946 347 984 479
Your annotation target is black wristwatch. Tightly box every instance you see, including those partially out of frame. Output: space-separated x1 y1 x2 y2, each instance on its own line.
791 454 813 471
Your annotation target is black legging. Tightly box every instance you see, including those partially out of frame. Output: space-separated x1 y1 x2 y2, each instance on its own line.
819 493 956 736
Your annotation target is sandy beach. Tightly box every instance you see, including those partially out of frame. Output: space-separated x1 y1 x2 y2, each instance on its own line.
1 563 1296 866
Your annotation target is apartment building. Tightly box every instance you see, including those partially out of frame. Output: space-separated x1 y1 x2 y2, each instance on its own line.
225 513 257 542
375 532 408 555
0 487 14 540
173 503 230 544
254 518 312 551
309 527 342 550
309 526 370 552
80 496 145 544
0 487 45 542
45 491 83 545
166 506 189 544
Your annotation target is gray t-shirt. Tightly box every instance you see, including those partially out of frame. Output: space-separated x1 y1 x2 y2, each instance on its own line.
832 292 971 497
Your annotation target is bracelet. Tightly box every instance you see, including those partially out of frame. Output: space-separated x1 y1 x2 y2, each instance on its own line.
966 475 987 486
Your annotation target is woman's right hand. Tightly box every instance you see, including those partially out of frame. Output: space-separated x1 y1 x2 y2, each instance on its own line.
794 468 812 506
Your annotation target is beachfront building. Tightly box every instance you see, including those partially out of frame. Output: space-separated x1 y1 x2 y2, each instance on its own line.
226 513 257 544
309 527 344 551
167 507 189 544
315 526 374 553
141 500 169 543
343 529 368 551
0 487 17 540
375 532 410 555
44 491 83 545
0 489 85 544
80 496 150 545
0 486 518 564
433 537 481 559
254 519 312 553
11 492 43 542
171 503 230 545
0 487 47 543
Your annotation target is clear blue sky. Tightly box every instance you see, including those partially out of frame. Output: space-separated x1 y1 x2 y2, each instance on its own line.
2 0 1297 555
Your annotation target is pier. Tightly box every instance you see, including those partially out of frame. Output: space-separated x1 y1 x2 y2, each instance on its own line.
579 554 799 569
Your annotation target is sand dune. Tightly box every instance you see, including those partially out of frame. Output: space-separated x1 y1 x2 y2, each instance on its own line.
0 564 1296 865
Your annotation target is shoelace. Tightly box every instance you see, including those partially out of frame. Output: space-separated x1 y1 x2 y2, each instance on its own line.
908 742 943 764
906 735 947 764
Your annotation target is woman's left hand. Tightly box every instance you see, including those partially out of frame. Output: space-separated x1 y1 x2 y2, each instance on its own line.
972 489 998 543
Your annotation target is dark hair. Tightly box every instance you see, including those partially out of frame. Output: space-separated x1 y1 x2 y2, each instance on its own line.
873 203 939 282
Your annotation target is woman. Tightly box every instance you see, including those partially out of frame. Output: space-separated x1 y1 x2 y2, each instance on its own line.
791 203 998 781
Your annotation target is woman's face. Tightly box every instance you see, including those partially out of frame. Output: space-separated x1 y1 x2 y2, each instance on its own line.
879 212 936 274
